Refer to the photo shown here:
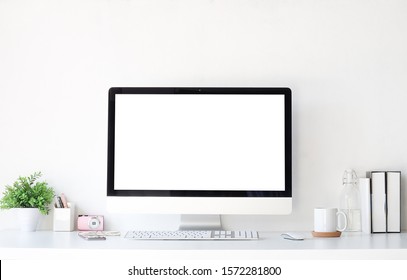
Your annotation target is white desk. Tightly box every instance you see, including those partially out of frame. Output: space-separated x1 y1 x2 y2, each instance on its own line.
1 230 407 260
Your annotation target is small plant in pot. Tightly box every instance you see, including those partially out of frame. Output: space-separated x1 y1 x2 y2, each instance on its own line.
0 172 54 231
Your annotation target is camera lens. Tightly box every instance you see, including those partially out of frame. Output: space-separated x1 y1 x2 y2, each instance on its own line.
88 217 100 229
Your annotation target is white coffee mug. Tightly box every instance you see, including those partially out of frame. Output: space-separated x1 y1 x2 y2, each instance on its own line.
314 207 347 232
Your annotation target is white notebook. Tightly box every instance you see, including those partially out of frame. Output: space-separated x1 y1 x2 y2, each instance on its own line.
371 172 386 233
386 172 401 233
359 178 371 234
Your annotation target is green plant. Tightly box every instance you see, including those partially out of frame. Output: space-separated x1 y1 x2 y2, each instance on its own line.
0 172 55 215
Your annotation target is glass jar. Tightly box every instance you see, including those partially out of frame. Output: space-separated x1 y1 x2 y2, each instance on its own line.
339 169 361 231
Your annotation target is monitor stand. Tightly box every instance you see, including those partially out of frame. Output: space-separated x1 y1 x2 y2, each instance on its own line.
178 214 222 230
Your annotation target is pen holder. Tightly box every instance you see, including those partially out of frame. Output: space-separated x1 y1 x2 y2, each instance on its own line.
53 202 75 232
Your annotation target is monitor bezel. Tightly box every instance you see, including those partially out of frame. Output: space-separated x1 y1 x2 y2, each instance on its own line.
107 87 292 198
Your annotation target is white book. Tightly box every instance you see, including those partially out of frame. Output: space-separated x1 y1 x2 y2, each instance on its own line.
371 172 386 233
387 171 401 233
359 178 371 234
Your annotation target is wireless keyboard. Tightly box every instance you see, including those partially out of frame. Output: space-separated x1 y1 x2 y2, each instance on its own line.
124 230 259 240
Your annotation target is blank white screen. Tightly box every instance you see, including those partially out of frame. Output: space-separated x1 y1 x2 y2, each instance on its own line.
114 94 285 191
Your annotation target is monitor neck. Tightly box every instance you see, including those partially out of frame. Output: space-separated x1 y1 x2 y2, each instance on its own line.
178 214 222 230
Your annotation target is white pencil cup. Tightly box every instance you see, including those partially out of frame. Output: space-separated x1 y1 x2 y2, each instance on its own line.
53 202 75 232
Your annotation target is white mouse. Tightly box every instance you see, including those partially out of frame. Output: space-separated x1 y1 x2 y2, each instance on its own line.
281 232 305 241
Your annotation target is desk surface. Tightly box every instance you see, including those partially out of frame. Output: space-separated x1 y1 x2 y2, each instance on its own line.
1 230 407 259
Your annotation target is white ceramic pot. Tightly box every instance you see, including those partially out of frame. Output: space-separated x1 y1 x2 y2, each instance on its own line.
18 208 40 231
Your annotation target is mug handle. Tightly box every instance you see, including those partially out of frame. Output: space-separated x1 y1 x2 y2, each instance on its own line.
336 211 347 232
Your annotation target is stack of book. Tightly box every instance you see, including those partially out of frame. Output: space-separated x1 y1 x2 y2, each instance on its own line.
360 171 401 233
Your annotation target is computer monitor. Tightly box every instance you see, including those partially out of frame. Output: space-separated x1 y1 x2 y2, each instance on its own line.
107 87 292 230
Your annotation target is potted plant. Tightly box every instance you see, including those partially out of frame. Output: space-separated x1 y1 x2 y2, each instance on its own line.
0 172 55 231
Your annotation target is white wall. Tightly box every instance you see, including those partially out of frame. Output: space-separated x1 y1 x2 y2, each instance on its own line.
1 0 407 231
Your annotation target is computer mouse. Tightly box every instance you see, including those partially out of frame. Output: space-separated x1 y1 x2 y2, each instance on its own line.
281 232 305 241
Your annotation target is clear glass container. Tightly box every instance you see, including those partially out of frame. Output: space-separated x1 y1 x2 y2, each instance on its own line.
339 169 361 232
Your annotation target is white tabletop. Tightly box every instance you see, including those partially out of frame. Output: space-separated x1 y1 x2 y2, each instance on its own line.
1 230 407 260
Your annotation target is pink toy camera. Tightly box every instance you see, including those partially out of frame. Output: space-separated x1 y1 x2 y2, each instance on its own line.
77 215 104 231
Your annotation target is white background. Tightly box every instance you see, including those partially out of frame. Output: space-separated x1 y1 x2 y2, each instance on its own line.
1 260 405 280
1 0 407 231
115 94 285 191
